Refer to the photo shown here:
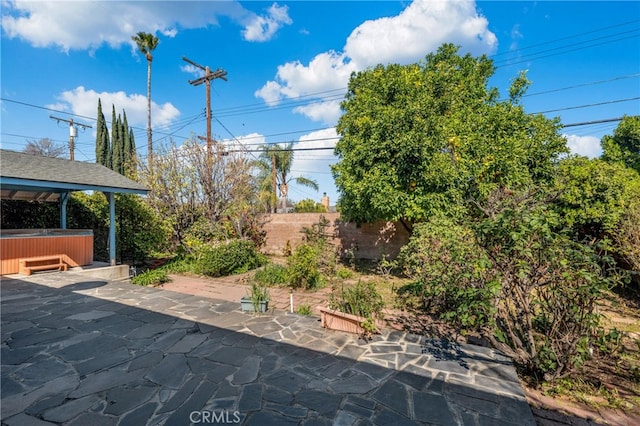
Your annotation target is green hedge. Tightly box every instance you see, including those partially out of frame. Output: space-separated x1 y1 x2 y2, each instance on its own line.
193 239 266 277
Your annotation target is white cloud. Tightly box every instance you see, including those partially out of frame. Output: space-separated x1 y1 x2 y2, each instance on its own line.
293 100 343 126
256 0 497 124
241 3 292 42
0 1 269 51
344 0 496 69
564 134 602 159
292 127 339 174
221 132 266 152
181 64 205 79
254 81 286 106
510 24 523 51
49 86 180 130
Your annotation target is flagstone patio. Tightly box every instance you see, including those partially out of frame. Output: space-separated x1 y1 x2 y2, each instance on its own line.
1 271 535 425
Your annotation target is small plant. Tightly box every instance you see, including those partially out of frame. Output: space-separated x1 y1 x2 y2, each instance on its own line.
283 240 292 257
329 280 385 321
343 240 358 270
296 303 312 316
360 317 377 335
336 266 354 279
131 269 170 287
376 254 397 279
326 280 385 338
248 282 270 313
594 328 625 355
253 263 289 286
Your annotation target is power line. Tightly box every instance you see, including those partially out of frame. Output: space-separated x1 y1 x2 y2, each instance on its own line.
517 74 640 99
534 97 640 114
494 33 639 68
182 56 227 164
562 117 626 128
489 19 640 58
49 115 92 161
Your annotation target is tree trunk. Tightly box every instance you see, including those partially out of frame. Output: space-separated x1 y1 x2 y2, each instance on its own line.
146 56 153 162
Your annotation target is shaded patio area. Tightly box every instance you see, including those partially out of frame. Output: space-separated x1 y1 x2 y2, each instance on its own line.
1 272 535 425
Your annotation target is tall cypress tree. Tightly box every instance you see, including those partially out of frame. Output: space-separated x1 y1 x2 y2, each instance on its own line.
122 110 135 177
111 106 124 175
129 128 136 159
95 99 111 167
122 110 131 164
102 114 111 169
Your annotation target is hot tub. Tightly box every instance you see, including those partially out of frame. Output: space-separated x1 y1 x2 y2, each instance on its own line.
1 229 93 275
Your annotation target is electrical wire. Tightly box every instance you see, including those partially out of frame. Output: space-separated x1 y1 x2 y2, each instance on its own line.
534 97 640 114
2 19 638 157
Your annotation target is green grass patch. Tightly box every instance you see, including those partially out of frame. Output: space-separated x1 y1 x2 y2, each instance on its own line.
252 263 289 286
132 269 170 287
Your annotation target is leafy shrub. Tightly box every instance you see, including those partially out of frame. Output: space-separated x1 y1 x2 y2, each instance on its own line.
132 269 170 286
554 157 640 238
114 193 171 262
475 197 617 379
193 239 266 277
398 191 619 380
397 217 497 329
287 243 323 289
329 280 385 320
286 216 343 290
253 263 289 286
158 254 195 274
612 204 640 288
182 216 231 252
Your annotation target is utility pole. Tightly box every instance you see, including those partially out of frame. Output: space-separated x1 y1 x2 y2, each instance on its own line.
196 135 227 159
272 154 277 214
50 116 92 161
182 56 227 167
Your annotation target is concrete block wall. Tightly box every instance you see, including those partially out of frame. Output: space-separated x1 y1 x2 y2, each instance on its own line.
260 213 410 260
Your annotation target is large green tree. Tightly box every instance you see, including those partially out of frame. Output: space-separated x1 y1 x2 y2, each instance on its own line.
132 31 159 161
332 44 567 226
601 115 640 174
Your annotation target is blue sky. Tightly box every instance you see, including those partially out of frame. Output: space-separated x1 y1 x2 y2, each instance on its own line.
1 1 639 204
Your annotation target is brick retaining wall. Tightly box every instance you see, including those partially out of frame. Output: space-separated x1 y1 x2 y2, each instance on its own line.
260 213 410 260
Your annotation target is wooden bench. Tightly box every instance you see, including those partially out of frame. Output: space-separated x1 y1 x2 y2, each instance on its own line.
19 255 68 276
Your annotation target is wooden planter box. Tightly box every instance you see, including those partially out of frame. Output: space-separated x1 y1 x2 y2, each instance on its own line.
318 306 381 335
240 296 269 313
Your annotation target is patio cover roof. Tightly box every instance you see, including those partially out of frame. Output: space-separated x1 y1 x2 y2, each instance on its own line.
0 150 147 201
0 150 149 266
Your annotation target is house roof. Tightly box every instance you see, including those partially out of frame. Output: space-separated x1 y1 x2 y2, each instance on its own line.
0 150 148 201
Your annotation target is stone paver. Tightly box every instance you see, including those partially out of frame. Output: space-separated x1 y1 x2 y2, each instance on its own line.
1 271 536 425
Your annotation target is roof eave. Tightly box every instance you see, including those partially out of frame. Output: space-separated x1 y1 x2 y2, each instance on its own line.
0 177 149 195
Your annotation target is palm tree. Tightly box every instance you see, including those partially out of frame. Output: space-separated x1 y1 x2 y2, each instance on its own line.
258 143 319 213
131 32 159 162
